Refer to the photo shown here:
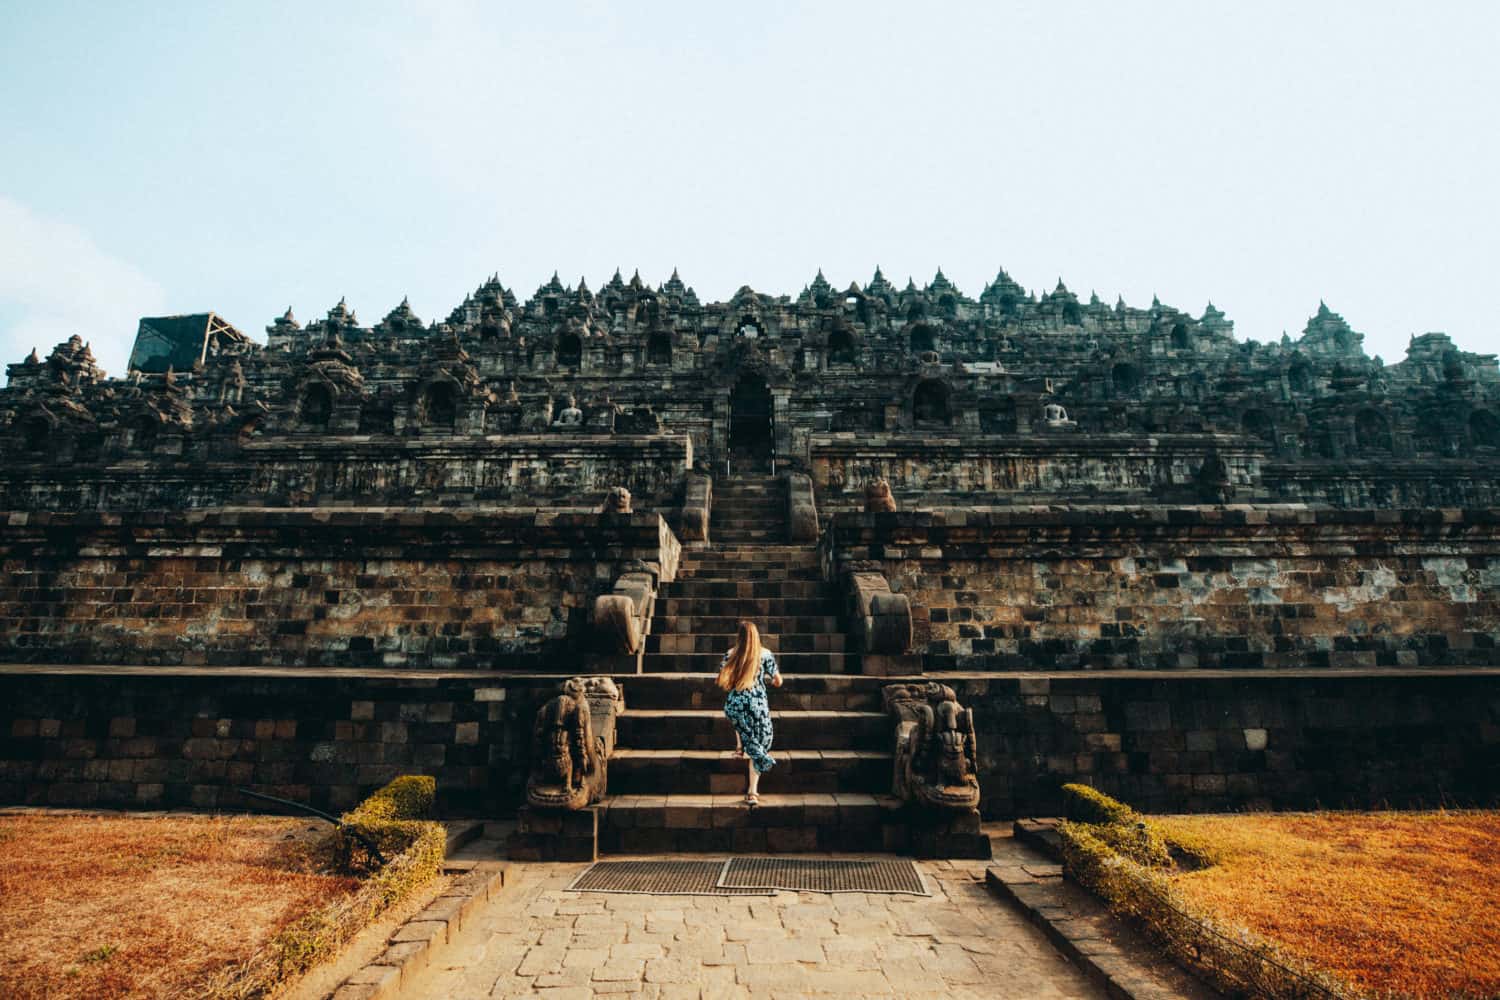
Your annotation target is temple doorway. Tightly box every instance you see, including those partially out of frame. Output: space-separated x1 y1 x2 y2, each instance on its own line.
728 374 773 469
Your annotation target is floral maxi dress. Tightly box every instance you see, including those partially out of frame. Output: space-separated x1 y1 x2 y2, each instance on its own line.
722 649 779 773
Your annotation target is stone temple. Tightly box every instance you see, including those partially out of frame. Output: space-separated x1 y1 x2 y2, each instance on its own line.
2 268 1498 857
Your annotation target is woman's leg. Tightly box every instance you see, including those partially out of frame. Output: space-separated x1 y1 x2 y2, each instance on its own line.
746 756 759 800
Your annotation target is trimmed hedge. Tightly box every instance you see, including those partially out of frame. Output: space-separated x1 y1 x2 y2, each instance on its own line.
1061 782 1135 825
1057 786 1352 999
206 776 446 999
338 774 439 871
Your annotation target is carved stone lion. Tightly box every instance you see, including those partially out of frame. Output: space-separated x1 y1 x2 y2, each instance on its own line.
598 486 632 514
525 677 623 811
883 683 980 812
864 478 897 513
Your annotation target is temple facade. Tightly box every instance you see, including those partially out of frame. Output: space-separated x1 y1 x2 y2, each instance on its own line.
3 268 1498 513
3 268 1498 828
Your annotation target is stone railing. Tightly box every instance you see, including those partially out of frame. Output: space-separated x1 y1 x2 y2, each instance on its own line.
0 432 693 512
677 472 712 546
809 432 1265 509
785 471 819 542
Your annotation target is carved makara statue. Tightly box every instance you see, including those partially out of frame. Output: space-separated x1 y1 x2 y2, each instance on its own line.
864 478 897 513
526 676 623 811
883 683 980 812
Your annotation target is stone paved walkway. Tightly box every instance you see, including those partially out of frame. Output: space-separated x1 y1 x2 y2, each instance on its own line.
394 857 1104 999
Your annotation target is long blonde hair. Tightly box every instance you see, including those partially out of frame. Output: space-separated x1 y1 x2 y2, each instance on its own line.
717 621 762 692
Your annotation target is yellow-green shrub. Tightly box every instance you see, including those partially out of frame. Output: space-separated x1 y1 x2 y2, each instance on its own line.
337 775 438 871
1061 783 1135 826
1058 821 1353 999
206 776 447 999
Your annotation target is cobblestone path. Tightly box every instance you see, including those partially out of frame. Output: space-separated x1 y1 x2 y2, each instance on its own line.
395 858 1103 999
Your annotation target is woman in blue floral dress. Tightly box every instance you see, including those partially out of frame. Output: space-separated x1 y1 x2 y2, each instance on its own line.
717 621 782 806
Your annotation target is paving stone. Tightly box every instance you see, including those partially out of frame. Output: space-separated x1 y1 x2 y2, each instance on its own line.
389 859 1106 1000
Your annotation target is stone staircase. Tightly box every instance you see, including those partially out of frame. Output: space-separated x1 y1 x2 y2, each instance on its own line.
599 476 906 853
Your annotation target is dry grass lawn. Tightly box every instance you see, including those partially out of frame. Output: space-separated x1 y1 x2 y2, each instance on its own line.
0 811 359 1000
1154 810 1500 1000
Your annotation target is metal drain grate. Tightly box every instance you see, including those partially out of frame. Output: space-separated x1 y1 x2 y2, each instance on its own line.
568 860 772 896
719 858 929 895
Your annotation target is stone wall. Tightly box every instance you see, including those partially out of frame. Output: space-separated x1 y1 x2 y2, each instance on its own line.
1264 459 1500 509
826 507 1500 671
0 668 561 815
2 667 1494 819
967 670 1500 817
810 432 1263 508
0 434 692 512
0 508 679 669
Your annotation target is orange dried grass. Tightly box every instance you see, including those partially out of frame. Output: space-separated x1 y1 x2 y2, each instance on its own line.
0 812 357 1000
1154 810 1500 1000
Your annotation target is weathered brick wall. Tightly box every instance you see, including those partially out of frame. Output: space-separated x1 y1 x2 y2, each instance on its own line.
810 433 1265 507
2 668 1494 819
827 507 1500 671
0 669 564 815
0 434 692 512
968 671 1500 817
0 509 679 669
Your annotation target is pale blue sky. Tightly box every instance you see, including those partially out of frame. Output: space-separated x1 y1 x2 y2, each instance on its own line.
2 1 1497 376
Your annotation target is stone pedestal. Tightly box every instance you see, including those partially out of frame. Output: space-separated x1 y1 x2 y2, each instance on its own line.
506 805 598 862
908 807 991 860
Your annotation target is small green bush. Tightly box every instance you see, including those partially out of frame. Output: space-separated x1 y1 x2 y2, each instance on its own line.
1061 783 1134 826
347 775 435 823
337 775 439 870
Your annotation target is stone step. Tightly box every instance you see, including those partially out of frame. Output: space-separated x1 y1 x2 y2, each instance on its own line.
714 497 784 505
656 615 840 636
616 709 886 749
677 566 823 582
701 545 815 557
658 597 841 617
683 552 820 567
610 748 891 795
610 673 885 711
646 632 847 654
597 793 905 854
710 530 790 543
659 579 830 599
642 651 857 674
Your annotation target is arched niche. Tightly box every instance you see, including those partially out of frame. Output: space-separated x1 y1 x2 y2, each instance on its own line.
1355 409 1391 452
1241 409 1275 444
647 333 672 366
828 329 855 366
737 317 761 339
420 381 458 431
1288 361 1312 393
1112 362 1144 395
729 373 772 459
20 416 50 453
1470 409 1500 449
1171 322 1190 350
913 379 951 427
908 324 936 354
299 383 333 428
556 332 583 369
